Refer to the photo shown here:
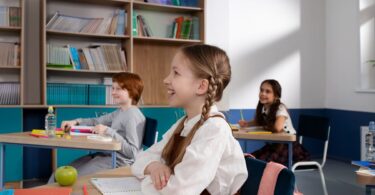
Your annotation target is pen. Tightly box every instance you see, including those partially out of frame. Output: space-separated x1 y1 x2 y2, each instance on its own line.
240 109 244 120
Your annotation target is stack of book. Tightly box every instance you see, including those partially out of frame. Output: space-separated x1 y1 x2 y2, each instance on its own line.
47 83 110 105
47 44 127 71
169 16 199 40
145 0 198 7
0 82 20 105
46 9 126 35
103 77 115 105
88 84 106 105
352 161 375 176
0 42 20 67
0 6 21 27
133 13 153 37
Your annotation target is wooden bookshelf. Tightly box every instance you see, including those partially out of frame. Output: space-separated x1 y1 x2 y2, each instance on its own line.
0 0 25 106
0 26 22 32
132 1 203 12
133 36 202 43
39 0 205 106
0 66 21 69
46 30 131 39
47 67 121 74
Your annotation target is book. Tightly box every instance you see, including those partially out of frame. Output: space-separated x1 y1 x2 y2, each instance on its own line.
352 161 375 169
191 16 200 40
132 11 138 36
30 129 64 138
175 16 184 39
14 187 72 195
0 82 20 105
87 135 113 142
68 45 81 70
91 177 142 195
46 11 126 35
180 18 192 39
70 126 94 133
116 9 126 35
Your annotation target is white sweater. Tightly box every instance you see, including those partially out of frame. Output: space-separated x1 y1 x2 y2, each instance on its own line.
131 106 248 195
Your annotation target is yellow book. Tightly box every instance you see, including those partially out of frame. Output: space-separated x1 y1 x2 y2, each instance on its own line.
247 131 272 134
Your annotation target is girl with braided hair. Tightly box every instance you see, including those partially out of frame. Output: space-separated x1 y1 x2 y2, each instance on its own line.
131 44 248 195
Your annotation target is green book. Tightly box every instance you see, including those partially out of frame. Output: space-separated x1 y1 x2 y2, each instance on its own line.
172 0 181 6
181 18 192 39
132 11 138 36
47 64 74 69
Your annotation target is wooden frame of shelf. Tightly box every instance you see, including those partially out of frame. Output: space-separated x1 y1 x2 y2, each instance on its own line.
39 0 205 107
46 30 130 39
132 1 203 12
0 0 25 106
46 67 122 74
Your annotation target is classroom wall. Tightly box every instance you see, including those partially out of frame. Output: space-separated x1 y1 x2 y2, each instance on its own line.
325 0 375 113
205 0 230 110
227 0 327 109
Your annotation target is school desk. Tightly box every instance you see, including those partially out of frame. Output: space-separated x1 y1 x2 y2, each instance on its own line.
233 129 296 169
356 170 375 195
0 132 121 189
42 166 132 195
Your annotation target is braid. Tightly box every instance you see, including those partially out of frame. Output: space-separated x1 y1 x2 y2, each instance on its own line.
200 76 218 123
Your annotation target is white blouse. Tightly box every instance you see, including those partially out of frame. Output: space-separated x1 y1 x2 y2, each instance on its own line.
262 104 296 134
131 105 248 195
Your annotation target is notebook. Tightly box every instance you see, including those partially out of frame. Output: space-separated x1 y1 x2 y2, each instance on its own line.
91 177 143 195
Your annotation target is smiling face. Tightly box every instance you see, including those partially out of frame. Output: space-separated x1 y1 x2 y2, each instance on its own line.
163 52 205 108
259 82 277 106
111 82 132 105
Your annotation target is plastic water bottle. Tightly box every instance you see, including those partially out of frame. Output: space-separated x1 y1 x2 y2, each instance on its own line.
45 106 56 138
367 121 375 161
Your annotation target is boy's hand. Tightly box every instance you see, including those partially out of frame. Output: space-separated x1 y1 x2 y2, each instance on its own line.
145 162 171 190
238 120 249 128
61 120 78 131
92 124 108 135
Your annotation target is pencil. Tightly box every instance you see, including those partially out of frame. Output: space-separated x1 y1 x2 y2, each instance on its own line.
83 184 88 195
240 109 244 120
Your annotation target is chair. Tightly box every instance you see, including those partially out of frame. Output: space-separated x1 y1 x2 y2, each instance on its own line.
241 157 296 195
292 115 330 195
142 117 158 148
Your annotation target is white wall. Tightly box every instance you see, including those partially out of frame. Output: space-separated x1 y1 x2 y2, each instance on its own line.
205 0 230 110
227 0 326 109
325 0 375 113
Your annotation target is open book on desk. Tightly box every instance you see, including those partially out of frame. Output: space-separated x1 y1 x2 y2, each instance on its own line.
91 177 143 195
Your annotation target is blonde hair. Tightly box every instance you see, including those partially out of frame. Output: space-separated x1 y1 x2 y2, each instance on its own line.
161 44 231 171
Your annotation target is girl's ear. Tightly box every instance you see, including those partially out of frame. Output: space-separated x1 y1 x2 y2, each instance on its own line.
196 79 209 96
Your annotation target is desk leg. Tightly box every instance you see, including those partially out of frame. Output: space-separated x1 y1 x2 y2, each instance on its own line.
366 185 371 195
111 152 117 169
0 144 4 189
288 142 293 169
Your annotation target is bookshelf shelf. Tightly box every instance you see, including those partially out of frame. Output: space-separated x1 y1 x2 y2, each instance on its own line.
47 30 130 39
0 66 21 69
46 67 122 74
133 36 202 43
0 26 21 32
133 1 203 12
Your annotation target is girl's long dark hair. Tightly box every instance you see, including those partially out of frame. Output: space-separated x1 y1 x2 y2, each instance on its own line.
255 79 283 132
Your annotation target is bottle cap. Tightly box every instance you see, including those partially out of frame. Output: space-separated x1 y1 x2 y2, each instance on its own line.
48 106 54 113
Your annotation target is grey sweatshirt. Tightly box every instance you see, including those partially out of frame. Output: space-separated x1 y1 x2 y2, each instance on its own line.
76 107 146 166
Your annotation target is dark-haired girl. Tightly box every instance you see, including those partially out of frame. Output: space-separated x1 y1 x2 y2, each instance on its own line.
238 79 310 165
